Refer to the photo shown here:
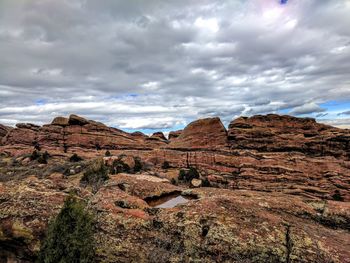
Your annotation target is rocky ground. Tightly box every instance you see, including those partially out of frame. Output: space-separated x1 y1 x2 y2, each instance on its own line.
0 114 349 262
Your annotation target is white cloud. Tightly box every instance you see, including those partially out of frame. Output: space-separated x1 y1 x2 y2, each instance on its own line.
0 0 349 130
289 103 326 115
194 17 219 33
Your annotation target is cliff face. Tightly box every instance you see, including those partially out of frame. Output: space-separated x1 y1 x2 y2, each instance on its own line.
1 114 350 201
228 114 350 157
0 124 12 142
1 114 166 154
0 114 350 262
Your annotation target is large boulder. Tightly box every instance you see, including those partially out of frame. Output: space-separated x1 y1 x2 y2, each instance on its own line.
150 132 167 141
169 117 228 149
68 114 90 126
51 116 69 126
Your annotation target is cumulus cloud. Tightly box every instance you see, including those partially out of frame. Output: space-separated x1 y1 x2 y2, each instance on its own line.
289 102 326 115
338 110 350 116
0 0 350 130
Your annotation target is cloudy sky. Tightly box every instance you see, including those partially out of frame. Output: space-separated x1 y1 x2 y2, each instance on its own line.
0 0 350 132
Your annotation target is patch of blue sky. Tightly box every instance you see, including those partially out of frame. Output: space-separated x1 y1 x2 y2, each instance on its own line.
35 99 46 105
278 108 291 114
320 101 350 113
111 93 139 100
315 100 350 121
123 124 186 136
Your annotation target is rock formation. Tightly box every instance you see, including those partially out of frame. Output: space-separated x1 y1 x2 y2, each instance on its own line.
228 114 350 158
168 130 182 140
0 124 12 141
169 117 228 149
0 113 349 262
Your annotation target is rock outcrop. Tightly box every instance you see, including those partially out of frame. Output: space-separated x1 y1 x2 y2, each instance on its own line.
169 117 228 149
228 114 350 158
150 132 167 141
168 130 182 140
1 114 167 155
0 113 350 262
51 116 69 126
0 172 349 262
0 124 12 140
1 114 349 202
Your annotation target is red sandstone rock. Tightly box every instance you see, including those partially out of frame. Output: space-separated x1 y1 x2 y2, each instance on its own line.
169 117 228 149
68 114 89 126
0 114 349 202
1 110 350 262
0 124 12 140
131 131 148 139
228 114 350 158
150 132 167 141
168 130 182 140
51 116 69 126
16 123 40 129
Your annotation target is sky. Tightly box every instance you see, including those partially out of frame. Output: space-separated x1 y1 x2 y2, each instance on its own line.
0 0 350 132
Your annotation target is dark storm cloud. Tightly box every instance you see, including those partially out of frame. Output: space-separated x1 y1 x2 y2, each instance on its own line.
0 0 349 129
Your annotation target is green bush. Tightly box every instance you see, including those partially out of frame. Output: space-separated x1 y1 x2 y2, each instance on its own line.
37 151 49 164
30 150 49 164
30 150 40 161
332 190 344 201
105 150 111 157
178 167 200 182
80 159 109 191
34 142 41 151
161 161 170 169
202 177 211 187
133 157 143 172
37 195 95 263
170 178 177 185
110 159 130 174
69 153 83 162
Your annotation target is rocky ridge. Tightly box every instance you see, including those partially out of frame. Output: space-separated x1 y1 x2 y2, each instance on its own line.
0 113 349 262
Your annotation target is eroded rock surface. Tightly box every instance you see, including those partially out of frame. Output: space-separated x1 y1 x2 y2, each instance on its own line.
228 114 350 158
0 124 12 142
0 114 349 262
0 171 349 262
169 117 228 149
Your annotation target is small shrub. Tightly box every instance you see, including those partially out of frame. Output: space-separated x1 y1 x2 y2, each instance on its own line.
37 151 49 164
188 167 200 180
178 167 200 182
69 153 83 162
81 159 109 192
34 142 41 151
105 150 111 157
178 169 186 181
110 159 130 174
202 178 211 187
134 157 142 172
170 178 177 185
63 144 68 153
95 143 101 151
37 195 95 263
161 161 170 169
332 190 344 201
30 150 40 161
